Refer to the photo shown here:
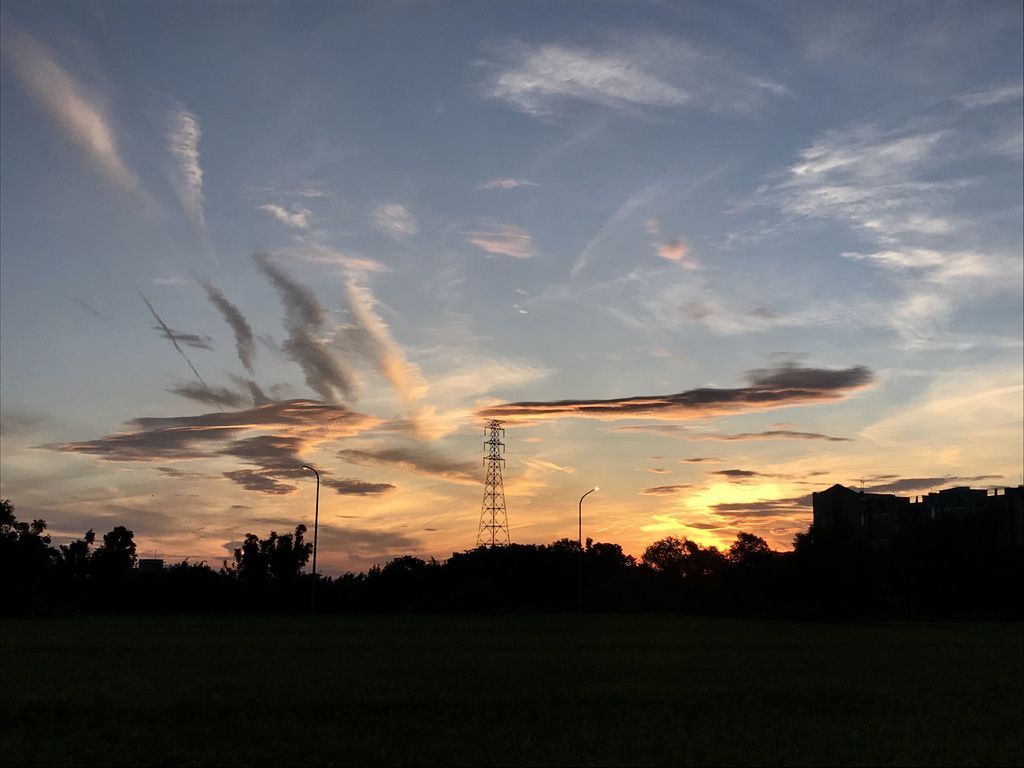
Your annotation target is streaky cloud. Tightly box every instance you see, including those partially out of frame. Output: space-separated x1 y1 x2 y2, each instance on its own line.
167 105 206 234
154 326 214 351
337 446 477 485
255 253 359 403
465 225 534 258
204 283 256 373
322 478 396 496
169 383 247 409
480 363 874 422
259 203 311 230
340 277 427 426
641 485 693 495
478 178 539 190
956 83 1023 109
49 400 379 466
372 203 417 239
1 25 138 190
138 290 212 396
48 424 244 462
482 37 787 118
714 469 763 480
864 475 1003 494
223 469 295 495
610 425 851 442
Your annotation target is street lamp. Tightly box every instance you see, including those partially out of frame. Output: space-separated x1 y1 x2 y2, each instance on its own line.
302 464 320 613
578 486 599 612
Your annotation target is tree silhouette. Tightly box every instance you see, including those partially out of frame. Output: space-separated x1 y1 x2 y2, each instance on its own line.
642 536 726 579
91 526 137 579
1 499 58 613
727 532 773 566
233 525 312 585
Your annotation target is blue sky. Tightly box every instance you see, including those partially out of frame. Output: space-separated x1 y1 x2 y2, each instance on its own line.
1 1 1022 573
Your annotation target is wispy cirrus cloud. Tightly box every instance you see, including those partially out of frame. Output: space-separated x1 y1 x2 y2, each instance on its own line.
840 247 1017 287
338 277 429 431
167 105 206 234
153 326 213 351
465 225 534 258
863 475 1002 494
372 203 417 239
259 203 312 230
51 400 376 461
322 478 395 496
255 253 360 403
2 25 138 190
763 124 957 237
204 283 256 373
641 484 693 495
49 399 383 496
480 363 874 422
610 425 851 442
745 117 1024 347
710 494 811 516
138 290 212 395
284 242 388 274
478 177 540 190
713 469 764 481
481 37 788 118
169 383 247 410
337 446 478 485
956 83 1023 109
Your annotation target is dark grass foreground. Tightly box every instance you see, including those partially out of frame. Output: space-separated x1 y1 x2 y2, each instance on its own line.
2 615 1021 767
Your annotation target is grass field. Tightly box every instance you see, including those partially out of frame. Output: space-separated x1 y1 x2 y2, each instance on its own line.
2 615 1021 766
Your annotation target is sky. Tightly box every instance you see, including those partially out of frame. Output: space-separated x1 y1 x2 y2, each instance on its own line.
1 1 1022 575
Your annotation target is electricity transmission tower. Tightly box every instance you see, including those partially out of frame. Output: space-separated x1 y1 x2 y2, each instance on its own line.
477 419 510 547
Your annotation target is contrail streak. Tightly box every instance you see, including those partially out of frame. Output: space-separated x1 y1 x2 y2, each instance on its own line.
138 290 212 396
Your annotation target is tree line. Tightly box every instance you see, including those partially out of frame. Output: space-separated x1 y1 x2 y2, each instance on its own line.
2 498 1020 618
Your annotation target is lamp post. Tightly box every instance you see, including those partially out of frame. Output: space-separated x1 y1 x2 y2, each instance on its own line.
578 486 599 613
302 464 320 613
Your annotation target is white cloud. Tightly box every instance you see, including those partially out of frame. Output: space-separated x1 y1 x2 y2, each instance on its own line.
167 106 205 233
860 363 1024 474
487 43 687 115
341 278 427 413
2 26 138 190
750 120 1023 348
284 241 388 273
956 83 1024 109
482 37 788 118
152 276 189 287
372 203 417 239
478 178 539 190
466 225 534 258
259 203 312 230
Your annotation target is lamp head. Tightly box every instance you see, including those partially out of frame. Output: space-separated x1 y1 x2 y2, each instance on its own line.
593 486 600 492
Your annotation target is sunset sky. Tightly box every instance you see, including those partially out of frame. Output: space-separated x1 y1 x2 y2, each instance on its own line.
1 2 1022 574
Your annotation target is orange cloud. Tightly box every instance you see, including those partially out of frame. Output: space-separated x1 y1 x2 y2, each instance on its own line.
656 239 697 268
466 225 534 258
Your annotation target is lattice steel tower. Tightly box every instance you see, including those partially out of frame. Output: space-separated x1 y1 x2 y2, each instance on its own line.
477 419 510 547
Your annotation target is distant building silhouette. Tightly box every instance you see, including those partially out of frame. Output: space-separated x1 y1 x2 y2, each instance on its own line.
137 558 164 574
812 483 1024 547
812 484 908 546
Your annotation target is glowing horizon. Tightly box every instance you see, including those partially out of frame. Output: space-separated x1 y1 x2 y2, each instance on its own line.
1 2 1021 575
